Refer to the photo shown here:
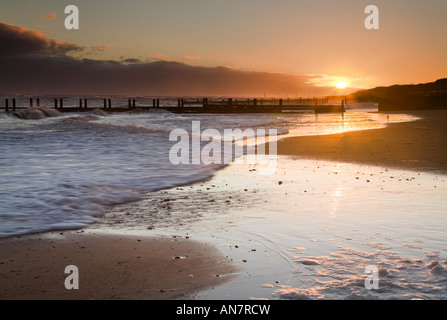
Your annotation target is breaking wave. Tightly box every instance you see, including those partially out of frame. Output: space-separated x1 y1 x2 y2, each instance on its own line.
12 107 61 120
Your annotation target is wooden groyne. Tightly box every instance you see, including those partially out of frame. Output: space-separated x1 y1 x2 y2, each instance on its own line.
3 97 346 114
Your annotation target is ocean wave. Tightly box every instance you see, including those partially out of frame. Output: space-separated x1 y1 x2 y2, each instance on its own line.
12 107 61 120
56 113 172 135
88 121 173 135
60 115 101 123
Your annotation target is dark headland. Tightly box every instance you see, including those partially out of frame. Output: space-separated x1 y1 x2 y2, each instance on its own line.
350 78 447 111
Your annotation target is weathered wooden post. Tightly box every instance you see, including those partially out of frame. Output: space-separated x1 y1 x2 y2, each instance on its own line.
157 99 160 107
79 99 83 109
254 98 257 107
128 99 131 108
228 98 232 107
5 99 9 112
12 98 16 111
132 98 136 107
177 99 181 107
108 99 111 109
54 98 58 109
37 98 40 107
29 98 33 107
152 99 156 107
60 99 63 109
103 99 107 109
84 99 87 108
279 99 283 106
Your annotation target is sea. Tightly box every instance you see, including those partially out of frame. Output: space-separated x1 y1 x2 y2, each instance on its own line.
0 98 417 238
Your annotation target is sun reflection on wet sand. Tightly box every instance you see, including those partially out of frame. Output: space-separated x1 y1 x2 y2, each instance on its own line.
98 155 447 299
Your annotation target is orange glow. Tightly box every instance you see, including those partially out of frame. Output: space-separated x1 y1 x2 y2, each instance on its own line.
44 13 56 20
336 81 347 89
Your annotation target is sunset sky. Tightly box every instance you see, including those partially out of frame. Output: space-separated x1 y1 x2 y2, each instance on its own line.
1 0 446 96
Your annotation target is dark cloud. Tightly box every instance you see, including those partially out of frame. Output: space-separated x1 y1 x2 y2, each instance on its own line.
0 54 331 96
0 21 82 56
122 58 143 64
0 22 339 97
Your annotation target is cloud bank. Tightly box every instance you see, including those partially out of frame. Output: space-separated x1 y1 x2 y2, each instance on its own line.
0 21 340 97
0 21 82 57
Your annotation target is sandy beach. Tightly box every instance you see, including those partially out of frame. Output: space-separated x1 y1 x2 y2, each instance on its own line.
1 109 447 300
277 110 447 174
0 231 238 300
2 0 446 303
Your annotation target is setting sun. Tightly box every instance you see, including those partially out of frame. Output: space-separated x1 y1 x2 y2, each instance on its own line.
336 81 347 89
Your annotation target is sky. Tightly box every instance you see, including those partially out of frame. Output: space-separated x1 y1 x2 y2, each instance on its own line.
0 0 446 96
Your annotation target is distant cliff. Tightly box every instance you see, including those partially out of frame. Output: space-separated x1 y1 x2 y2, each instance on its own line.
349 78 447 111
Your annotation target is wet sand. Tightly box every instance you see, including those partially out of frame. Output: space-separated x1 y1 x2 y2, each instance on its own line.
0 230 238 300
277 110 447 174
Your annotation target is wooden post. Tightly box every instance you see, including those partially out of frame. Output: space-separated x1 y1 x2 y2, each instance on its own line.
153 99 156 107
30 98 33 107
37 98 40 107
12 99 16 111
60 99 63 109
128 99 131 108
228 98 232 107
54 98 58 109
157 99 160 107
108 99 111 109
84 99 87 108
279 99 283 106
254 99 257 106
5 99 9 112
132 98 136 107
103 99 107 109
177 99 181 107
79 99 83 109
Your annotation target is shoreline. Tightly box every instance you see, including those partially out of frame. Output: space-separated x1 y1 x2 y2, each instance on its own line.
277 110 447 174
